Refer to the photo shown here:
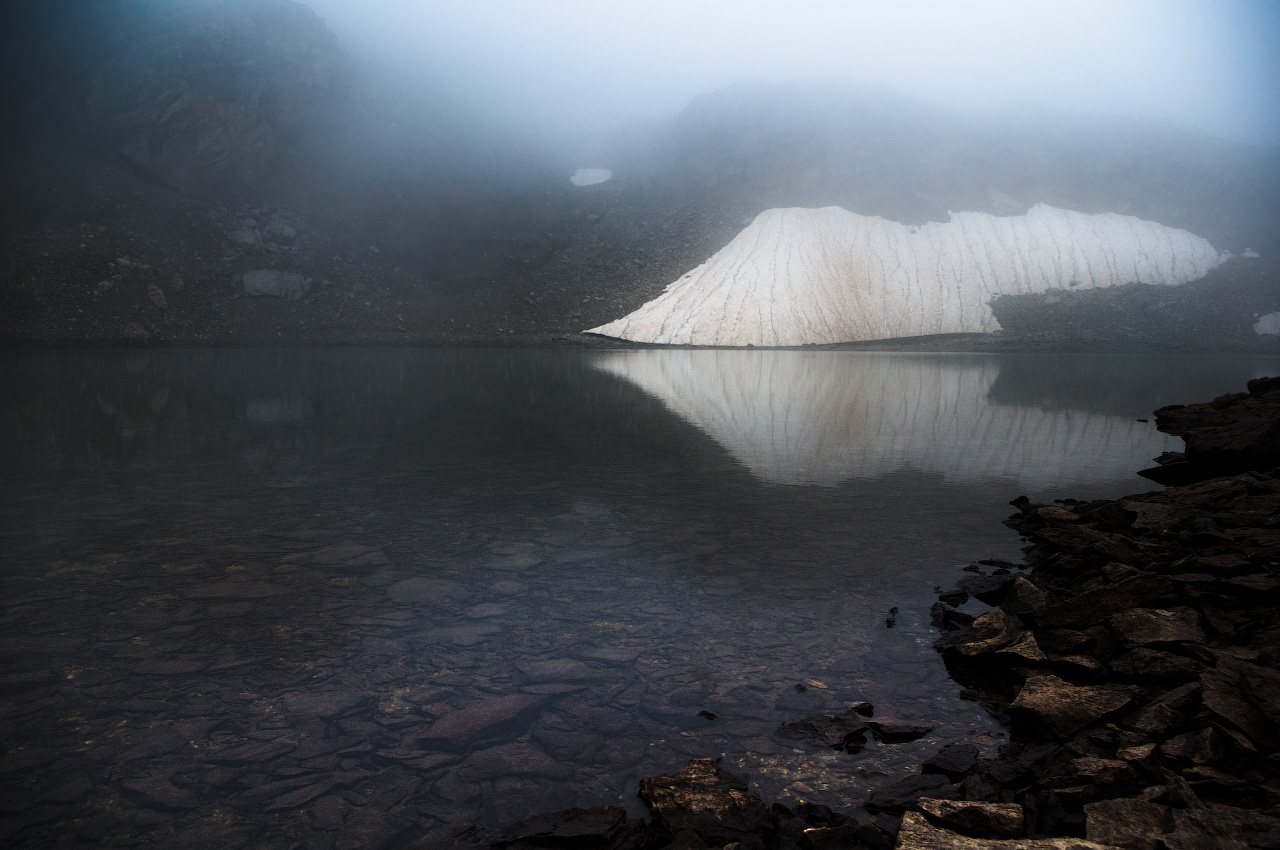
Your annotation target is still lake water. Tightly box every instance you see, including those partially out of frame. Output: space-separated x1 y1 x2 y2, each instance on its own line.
1 349 1276 848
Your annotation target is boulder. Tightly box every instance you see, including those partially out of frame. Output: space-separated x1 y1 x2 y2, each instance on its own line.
896 811 1119 849
638 760 776 850
773 709 868 749
1108 608 1205 648
918 798 1025 839
1083 798 1174 850
1009 675 1143 738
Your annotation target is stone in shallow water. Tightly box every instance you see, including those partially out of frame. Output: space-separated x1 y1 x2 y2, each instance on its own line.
121 776 199 810
188 581 287 598
387 576 461 603
517 658 600 682
283 691 365 719
456 742 573 781
420 694 549 745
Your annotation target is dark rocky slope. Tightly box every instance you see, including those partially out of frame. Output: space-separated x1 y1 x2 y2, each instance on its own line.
417 378 1280 849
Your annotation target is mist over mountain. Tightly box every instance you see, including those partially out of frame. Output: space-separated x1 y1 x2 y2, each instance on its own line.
1 0 1277 348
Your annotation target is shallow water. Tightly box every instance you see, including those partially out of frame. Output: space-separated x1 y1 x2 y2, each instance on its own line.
1 349 1275 849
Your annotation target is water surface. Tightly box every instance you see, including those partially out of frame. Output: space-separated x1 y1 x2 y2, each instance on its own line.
1 349 1275 849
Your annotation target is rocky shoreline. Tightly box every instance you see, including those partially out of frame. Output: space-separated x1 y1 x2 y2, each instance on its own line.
415 376 1280 850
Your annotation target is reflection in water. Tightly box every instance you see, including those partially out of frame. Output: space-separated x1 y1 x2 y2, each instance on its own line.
593 351 1210 488
0 349 1277 848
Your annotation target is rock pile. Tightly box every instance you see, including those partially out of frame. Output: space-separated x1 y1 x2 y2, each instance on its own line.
421 376 1280 850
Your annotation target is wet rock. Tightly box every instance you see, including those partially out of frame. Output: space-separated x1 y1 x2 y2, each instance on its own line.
517 659 599 682
147 282 167 310
773 708 868 749
205 738 296 764
1141 380 1280 483
868 721 933 744
387 576 461 603
939 611 1024 658
1009 675 1142 738
922 744 979 778
121 775 199 810
487 805 640 848
188 581 288 598
638 759 776 850
243 269 312 300
918 798 1025 839
1001 578 1049 616
457 742 572 781
283 691 366 720
866 773 958 813
1108 608 1205 647
420 694 549 746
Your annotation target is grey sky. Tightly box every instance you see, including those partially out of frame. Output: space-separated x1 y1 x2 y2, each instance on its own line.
302 0 1280 145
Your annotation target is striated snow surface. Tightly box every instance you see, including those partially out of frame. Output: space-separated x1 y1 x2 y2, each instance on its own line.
592 350 1177 488
588 204 1222 346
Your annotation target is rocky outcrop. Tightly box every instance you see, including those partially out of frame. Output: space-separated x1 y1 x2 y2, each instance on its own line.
922 378 1280 847
586 205 1222 346
38 0 342 195
1138 376 1280 484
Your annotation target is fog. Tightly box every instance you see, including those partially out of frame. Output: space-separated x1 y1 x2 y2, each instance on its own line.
303 0 1280 148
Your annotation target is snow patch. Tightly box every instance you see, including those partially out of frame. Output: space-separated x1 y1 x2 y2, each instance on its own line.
587 204 1223 346
1255 312 1280 337
570 168 612 186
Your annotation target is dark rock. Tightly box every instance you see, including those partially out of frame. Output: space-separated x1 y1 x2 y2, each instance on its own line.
1009 675 1142 738
1121 682 1200 736
1029 575 1173 628
419 694 549 746
1000 577 1049 616
799 823 862 850
488 805 636 848
188 581 288 598
1159 727 1226 765
1109 648 1206 682
1200 668 1276 749
773 709 868 750
1052 757 1138 798
121 776 200 810
866 773 957 813
1084 798 1174 849
1109 607 1205 647
868 722 933 744
638 759 776 850
922 744 979 778
917 797 1025 839
204 738 296 763
956 575 1013 605
1145 381 1280 483
938 611 1023 658
283 691 366 720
